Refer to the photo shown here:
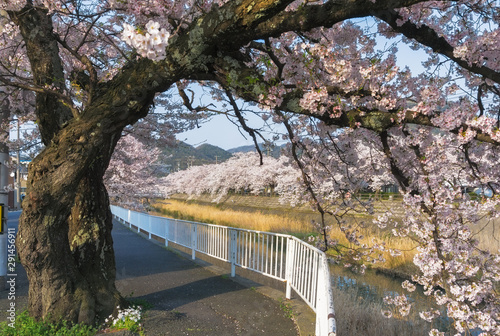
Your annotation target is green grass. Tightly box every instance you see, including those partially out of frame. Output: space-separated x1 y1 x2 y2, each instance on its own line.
0 298 153 336
0 311 97 336
278 298 295 319
128 298 154 311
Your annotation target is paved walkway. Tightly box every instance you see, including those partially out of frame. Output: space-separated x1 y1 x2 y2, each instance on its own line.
0 212 314 335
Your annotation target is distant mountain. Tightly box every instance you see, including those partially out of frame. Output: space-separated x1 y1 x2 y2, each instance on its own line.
195 143 232 162
227 144 258 154
156 141 286 175
227 143 285 158
157 141 232 174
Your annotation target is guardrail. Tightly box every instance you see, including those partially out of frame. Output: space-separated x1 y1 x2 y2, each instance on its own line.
111 205 336 336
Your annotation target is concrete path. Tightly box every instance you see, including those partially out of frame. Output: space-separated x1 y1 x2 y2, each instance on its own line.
0 212 306 335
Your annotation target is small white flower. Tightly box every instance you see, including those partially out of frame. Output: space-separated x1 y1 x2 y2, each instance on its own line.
402 280 416 292
121 21 169 61
146 20 160 34
429 329 445 336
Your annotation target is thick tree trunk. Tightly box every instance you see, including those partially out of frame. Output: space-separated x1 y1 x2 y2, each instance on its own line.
18 195 99 324
16 119 125 325
17 172 123 325
68 170 124 323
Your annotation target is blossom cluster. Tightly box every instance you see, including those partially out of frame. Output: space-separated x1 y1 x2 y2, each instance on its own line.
0 0 25 11
104 305 143 331
383 294 413 318
299 87 341 118
121 21 170 61
453 30 500 70
0 0 66 13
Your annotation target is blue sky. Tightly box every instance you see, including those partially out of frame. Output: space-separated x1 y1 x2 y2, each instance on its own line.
177 112 266 150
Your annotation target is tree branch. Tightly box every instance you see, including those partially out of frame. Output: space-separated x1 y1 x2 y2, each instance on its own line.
9 3 74 144
224 88 266 164
54 34 98 104
250 0 429 40
373 8 500 85
213 54 500 145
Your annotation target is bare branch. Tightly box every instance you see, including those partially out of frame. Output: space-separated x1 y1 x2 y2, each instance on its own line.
374 8 500 84
224 88 265 164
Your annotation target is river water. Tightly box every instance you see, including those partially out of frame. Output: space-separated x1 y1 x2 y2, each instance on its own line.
329 264 452 334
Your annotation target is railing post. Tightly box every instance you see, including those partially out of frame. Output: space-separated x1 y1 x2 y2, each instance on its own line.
316 256 324 336
148 216 152 239
285 237 295 299
324 254 337 336
174 219 178 242
127 210 131 228
230 229 237 277
164 218 169 247
191 223 197 260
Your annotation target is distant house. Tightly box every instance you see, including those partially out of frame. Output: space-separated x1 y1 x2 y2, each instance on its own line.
381 184 399 193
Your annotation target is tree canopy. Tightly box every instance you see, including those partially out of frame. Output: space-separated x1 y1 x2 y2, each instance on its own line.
1 0 499 335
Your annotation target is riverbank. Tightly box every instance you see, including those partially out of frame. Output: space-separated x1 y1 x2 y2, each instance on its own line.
155 194 419 279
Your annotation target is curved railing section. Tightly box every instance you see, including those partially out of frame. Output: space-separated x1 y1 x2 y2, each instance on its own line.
111 205 336 336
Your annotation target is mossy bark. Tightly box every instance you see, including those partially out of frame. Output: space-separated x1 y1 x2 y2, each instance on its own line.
68 169 125 323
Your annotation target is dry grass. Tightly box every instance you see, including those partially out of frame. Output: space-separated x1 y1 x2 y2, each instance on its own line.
471 217 500 253
324 224 418 272
152 198 418 273
153 199 312 234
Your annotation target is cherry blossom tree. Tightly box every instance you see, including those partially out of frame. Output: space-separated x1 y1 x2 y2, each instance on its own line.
105 134 163 210
0 0 499 334
161 152 301 202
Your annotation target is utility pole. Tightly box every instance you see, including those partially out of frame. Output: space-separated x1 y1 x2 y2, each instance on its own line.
263 141 273 157
16 119 20 209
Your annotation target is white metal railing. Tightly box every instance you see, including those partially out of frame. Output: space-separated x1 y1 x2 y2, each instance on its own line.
111 205 336 336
